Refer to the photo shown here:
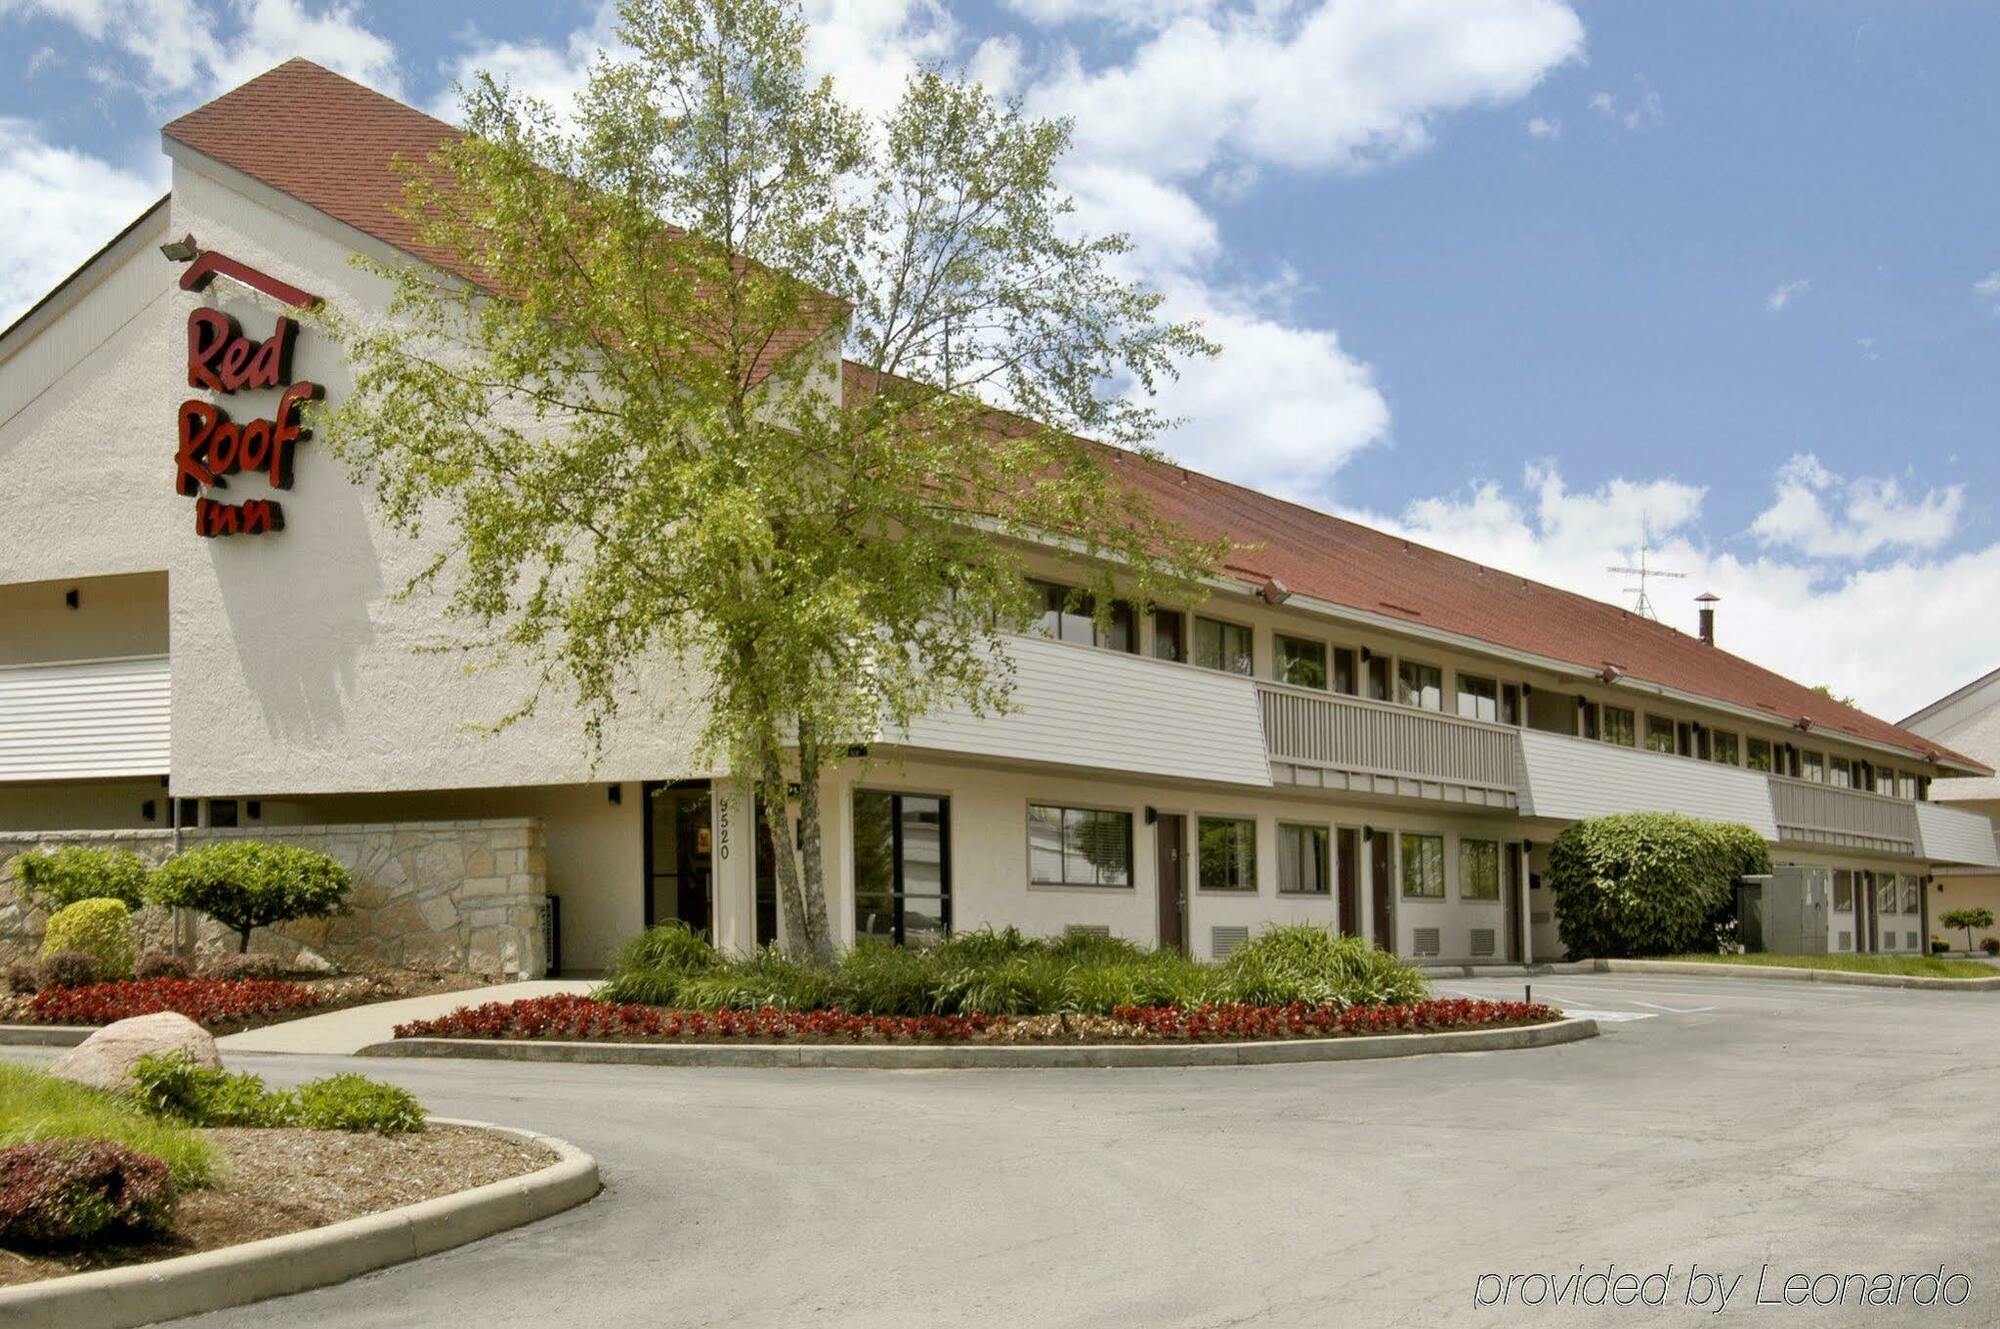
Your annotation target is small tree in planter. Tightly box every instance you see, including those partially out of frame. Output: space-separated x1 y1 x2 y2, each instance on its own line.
1940 907 1995 955
15 846 150 913
147 842 352 955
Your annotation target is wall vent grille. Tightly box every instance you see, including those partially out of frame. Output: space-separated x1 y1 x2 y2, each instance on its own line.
1066 924 1111 940
1211 926 1250 959
1412 927 1442 957
1469 928 1496 958
1837 930 1852 952
1907 931 1920 951
1530 911 1551 925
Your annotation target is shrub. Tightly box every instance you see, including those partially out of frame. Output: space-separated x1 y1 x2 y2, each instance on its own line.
24 977 326 1028
203 953 286 982
6 960 39 994
15 847 150 913
1984 938 2000 957
41 898 137 978
131 1051 290 1127
135 952 193 980
147 841 351 954
0 1139 176 1247
1216 926 1428 1008
294 1075 426 1134
614 921 717 974
0 1063 215 1190
37 949 104 991
1548 813 1771 959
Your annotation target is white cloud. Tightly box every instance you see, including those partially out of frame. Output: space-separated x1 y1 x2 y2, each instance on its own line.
1974 270 2000 313
1766 277 1810 312
1003 0 1222 26
430 3 619 121
1361 458 1993 718
1588 76 1663 131
1750 453 1964 561
1526 115 1559 139
0 0 401 100
0 118 163 326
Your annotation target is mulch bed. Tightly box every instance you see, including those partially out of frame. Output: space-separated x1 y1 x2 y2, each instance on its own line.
2 970 491 1034
0 1124 553 1288
395 994 1563 1045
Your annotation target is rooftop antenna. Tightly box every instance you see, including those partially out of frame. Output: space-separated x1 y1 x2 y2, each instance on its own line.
1607 515 1685 621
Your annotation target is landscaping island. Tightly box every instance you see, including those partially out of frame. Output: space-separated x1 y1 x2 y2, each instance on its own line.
1659 952 1999 981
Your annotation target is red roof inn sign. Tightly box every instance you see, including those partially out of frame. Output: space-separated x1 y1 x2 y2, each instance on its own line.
173 251 322 537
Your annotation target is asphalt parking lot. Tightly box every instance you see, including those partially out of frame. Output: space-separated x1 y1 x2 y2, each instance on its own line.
15 973 1998 1329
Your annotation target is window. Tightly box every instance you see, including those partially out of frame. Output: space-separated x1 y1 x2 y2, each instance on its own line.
1602 706 1636 747
1331 646 1358 695
853 792 950 947
1396 660 1443 711
1829 756 1852 788
1193 616 1253 675
1898 771 1918 800
1459 839 1500 901
1456 675 1499 722
1277 823 1330 895
207 799 239 829
1902 876 1920 914
1028 804 1132 887
1274 635 1328 689
1712 730 1739 765
1365 654 1391 701
1197 817 1257 891
1876 876 1897 915
1746 737 1773 772
1153 608 1185 663
1644 715 1675 754
1028 580 1135 652
1833 870 1854 913
1801 751 1824 783
1400 833 1445 899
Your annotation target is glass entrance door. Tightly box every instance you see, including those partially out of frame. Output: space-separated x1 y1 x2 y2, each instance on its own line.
853 791 950 946
644 781 714 936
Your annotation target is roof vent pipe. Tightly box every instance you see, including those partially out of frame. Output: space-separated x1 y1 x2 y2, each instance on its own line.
1696 591 1720 646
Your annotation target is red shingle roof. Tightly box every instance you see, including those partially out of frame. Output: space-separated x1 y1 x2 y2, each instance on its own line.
160 61 1976 774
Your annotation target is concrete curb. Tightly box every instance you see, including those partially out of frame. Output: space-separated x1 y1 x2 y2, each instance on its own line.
0 1023 93 1046
1590 959 2000 991
357 1016 1598 1069
0 1119 600 1329
1416 962 1596 979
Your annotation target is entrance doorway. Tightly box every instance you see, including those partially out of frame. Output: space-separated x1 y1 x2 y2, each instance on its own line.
1370 829 1395 954
643 781 714 936
1156 813 1186 952
852 790 951 946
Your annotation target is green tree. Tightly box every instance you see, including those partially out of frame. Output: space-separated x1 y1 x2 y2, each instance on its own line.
1940 906 1994 954
147 842 352 954
314 0 1224 961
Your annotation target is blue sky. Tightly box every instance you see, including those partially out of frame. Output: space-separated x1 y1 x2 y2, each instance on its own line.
2 0 1996 718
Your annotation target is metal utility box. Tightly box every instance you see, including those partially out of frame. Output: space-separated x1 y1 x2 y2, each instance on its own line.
1736 867 1828 956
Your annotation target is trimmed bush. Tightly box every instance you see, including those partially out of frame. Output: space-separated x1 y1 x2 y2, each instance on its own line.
40 898 137 978
0 1138 176 1247
135 952 193 980
38 950 106 991
1984 937 2000 957
1548 812 1772 959
15 847 150 913
6 960 38 994
203 953 287 982
147 841 352 953
294 1074 426 1134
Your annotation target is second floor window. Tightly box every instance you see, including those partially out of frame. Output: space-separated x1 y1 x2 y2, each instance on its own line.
1400 833 1445 898
1746 737 1773 772
1194 616 1254 675
1274 635 1328 688
1331 646 1358 695
1397 660 1443 711
1644 715 1676 754
1829 756 1852 788
1711 729 1739 764
1029 580 1135 653
1153 608 1186 663
1459 838 1500 900
1801 751 1824 783
1602 706 1636 747
1456 675 1499 722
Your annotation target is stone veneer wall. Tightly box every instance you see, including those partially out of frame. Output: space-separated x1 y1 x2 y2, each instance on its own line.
0 819 546 978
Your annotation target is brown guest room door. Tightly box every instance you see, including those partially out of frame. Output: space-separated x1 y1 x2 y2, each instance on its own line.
1156 814 1186 953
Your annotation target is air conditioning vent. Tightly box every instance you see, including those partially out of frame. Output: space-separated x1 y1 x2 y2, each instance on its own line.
1066 924 1110 940
1469 928 1496 958
1412 927 1441 957
1530 910 1551 925
1907 932 1919 951
1837 930 1852 952
1211 926 1250 959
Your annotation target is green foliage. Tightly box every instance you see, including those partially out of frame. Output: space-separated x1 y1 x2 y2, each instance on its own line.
0 1062 214 1189
36 950 103 990
1548 813 1771 959
40 899 137 978
616 921 717 974
293 1075 427 1135
147 841 352 952
0 1138 176 1247
16 847 150 913
1941 907 1996 951
599 922 1426 1016
130 1053 424 1135
312 0 1225 961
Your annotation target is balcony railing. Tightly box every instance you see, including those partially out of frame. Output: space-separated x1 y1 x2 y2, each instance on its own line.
1768 776 1920 856
1256 682 1521 807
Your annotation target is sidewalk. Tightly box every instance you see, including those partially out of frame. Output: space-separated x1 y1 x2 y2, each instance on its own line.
217 979 596 1056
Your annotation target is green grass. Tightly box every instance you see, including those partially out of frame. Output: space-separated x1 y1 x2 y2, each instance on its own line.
0 1062 217 1188
597 922 1431 1015
1665 952 2000 980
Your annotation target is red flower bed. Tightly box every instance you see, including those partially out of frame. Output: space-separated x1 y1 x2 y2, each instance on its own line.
25 977 327 1029
394 994 1558 1044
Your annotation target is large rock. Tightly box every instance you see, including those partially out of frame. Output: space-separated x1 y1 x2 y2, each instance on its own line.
49 1011 220 1092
